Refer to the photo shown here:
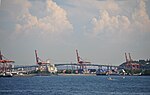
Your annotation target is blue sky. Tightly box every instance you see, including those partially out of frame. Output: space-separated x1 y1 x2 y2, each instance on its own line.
0 0 150 66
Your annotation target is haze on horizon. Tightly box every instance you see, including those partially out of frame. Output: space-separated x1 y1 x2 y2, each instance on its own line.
0 0 150 66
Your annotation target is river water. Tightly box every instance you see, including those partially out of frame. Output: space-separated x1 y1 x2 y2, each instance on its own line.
0 76 150 95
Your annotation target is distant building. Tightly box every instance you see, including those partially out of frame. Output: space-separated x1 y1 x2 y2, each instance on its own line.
138 59 150 70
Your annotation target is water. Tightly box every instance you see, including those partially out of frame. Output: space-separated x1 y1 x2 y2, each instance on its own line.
0 76 150 95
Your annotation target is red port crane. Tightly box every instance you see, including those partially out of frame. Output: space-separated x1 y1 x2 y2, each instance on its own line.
124 52 140 70
35 50 48 65
0 50 14 73
124 52 133 63
76 49 91 70
0 51 15 63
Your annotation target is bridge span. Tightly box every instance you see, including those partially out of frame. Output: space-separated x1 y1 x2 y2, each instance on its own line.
55 63 118 70
13 63 118 71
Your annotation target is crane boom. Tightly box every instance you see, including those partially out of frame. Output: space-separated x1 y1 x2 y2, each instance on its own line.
0 50 15 63
35 50 39 64
128 53 133 62
76 49 80 63
75 49 91 70
0 50 2 60
125 53 129 63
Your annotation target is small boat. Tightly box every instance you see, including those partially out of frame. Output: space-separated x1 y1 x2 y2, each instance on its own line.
107 77 113 80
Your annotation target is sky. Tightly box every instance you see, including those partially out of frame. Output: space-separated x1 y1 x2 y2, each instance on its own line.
0 0 150 66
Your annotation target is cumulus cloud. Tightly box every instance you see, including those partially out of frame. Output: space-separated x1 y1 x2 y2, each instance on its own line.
16 0 73 37
92 10 130 36
132 0 150 32
90 0 150 37
0 0 31 31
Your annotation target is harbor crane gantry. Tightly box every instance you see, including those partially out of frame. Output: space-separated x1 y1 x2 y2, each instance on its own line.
0 50 15 73
34 50 57 73
76 49 91 70
35 50 50 72
124 52 140 70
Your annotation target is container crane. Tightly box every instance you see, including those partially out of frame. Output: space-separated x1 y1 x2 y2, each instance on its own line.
34 50 57 73
76 49 91 71
0 51 14 63
124 52 133 64
35 50 48 65
124 52 140 70
0 50 14 75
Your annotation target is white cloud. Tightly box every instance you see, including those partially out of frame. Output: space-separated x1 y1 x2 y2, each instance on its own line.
91 10 130 36
0 0 150 65
132 0 150 32
16 0 73 37
90 0 150 37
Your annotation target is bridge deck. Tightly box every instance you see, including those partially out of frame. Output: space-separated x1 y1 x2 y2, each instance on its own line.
12 63 118 69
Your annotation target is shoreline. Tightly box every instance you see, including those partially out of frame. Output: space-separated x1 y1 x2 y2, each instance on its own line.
57 73 96 76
